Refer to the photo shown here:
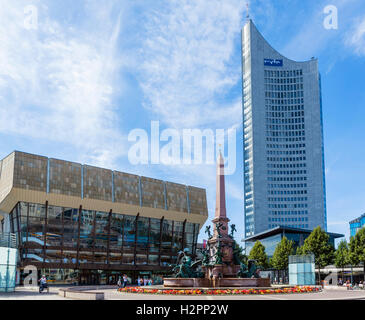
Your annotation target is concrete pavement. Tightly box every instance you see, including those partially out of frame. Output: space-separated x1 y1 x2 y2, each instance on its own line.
1 286 365 300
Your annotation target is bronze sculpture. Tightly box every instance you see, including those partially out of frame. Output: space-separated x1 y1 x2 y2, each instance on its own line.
170 248 204 278
215 222 223 239
230 224 237 239
205 225 212 240
200 247 211 266
214 242 224 265
237 260 260 279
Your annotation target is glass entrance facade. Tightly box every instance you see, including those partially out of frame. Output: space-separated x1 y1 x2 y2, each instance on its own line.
9 201 199 284
0 246 17 292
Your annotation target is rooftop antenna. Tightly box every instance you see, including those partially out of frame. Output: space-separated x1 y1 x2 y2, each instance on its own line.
246 2 250 20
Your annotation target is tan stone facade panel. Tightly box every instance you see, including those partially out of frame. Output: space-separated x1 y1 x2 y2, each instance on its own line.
113 171 140 206
13 152 47 192
83 165 113 201
141 177 165 209
0 153 15 204
49 159 82 197
0 151 209 229
0 188 207 228
188 186 208 215
165 182 188 213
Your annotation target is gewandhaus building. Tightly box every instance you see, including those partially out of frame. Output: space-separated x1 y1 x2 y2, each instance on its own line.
0 151 208 285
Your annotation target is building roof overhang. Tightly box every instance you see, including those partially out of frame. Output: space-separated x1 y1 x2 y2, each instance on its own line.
242 226 344 242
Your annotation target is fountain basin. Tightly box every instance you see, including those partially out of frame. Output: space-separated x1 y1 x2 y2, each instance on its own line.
163 278 271 288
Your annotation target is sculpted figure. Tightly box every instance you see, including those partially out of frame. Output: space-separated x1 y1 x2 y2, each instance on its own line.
205 225 212 239
230 224 237 238
170 248 203 278
215 222 223 239
214 243 223 265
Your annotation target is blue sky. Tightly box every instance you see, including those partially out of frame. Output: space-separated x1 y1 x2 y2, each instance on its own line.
0 0 364 245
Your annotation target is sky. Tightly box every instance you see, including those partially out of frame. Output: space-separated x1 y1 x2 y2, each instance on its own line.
0 0 364 246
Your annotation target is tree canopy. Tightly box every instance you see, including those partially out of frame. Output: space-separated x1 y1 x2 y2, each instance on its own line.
349 227 365 281
248 241 269 269
300 226 335 269
296 245 304 255
271 236 294 271
334 239 349 269
233 240 248 265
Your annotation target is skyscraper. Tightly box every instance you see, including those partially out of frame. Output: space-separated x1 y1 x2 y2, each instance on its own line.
242 20 327 237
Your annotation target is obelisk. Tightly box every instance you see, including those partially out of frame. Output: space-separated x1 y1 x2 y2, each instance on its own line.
212 151 230 238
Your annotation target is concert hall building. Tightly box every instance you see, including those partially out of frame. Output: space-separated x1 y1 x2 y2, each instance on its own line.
0 151 208 285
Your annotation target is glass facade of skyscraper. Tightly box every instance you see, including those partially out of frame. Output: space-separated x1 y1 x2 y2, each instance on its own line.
242 20 327 237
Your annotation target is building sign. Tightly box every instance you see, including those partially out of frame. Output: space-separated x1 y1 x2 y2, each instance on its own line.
264 59 283 67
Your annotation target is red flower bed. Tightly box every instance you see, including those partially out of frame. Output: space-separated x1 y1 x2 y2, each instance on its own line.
118 286 321 295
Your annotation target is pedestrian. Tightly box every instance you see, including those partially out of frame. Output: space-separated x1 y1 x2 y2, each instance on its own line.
346 280 352 290
117 277 122 288
39 275 48 293
359 281 364 290
122 274 128 288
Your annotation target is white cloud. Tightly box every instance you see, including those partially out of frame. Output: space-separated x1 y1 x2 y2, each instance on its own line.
346 16 365 55
0 1 127 168
279 0 365 62
138 0 245 129
128 1 246 232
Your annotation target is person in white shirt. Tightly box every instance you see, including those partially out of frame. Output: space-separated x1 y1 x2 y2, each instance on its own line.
122 274 128 288
39 275 48 293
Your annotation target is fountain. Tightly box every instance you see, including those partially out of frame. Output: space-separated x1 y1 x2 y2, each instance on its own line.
163 152 271 288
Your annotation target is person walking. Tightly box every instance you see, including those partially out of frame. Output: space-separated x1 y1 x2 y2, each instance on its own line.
117 277 122 289
122 274 128 288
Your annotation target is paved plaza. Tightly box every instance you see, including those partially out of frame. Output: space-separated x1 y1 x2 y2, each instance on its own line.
0 286 365 300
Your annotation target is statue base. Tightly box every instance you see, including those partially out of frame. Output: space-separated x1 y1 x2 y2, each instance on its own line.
203 264 240 279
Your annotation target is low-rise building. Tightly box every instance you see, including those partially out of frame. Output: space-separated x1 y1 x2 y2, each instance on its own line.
243 226 343 258
0 151 208 285
349 214 365 238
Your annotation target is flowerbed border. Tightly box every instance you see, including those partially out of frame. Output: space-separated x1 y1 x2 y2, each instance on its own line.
118 286 321 295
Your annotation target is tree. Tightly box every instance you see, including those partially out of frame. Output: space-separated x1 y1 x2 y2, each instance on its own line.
334 240 349 279
296 245 304 255
300 226 335 284
233 241 248 265
347 249 359 285
248 241 269 269
349 227 365 282
270 236 294 284
271 236 295 271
